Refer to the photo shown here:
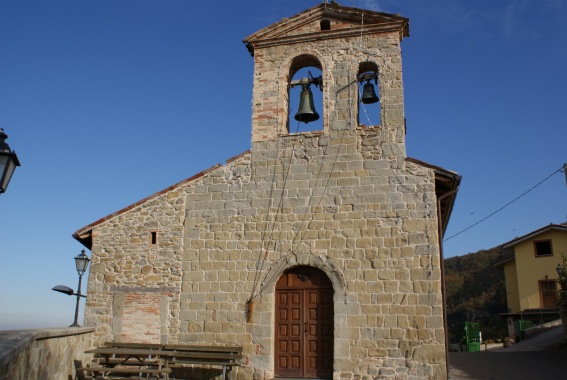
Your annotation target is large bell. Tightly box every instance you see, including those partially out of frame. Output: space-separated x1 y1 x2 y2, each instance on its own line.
361 81 379 104
294 85 319 123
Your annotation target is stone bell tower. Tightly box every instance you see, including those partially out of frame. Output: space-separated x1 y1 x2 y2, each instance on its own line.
239 3 457 380
244 1 409 154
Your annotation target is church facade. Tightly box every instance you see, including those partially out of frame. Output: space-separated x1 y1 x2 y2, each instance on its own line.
74 3 460 379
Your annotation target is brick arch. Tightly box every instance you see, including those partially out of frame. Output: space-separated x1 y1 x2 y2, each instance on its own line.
288 54 323 80
358 61 379 76
276 50 330 133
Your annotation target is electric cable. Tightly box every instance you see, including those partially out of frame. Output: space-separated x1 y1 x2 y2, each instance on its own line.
443 164 566 242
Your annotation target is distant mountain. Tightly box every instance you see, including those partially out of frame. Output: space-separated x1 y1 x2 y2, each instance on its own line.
444 246 511 343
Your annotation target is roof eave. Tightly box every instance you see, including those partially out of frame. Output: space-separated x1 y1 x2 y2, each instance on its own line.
405 157 461 237
502 224 567 248
73 150 251 250
243 3 409 56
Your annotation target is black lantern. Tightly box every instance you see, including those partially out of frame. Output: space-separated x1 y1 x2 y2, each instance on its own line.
0 129 21 194
75 249 90 276
557 264 564 276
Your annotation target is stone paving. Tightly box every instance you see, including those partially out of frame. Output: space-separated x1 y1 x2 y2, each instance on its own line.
448 326 567 380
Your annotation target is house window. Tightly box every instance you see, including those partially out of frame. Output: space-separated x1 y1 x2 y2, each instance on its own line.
150 231 158 245
539 280 558 309
534 240 552 257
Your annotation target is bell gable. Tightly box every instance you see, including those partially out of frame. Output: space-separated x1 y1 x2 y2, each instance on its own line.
244 2 409 56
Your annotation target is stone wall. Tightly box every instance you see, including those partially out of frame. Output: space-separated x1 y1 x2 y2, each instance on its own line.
85 154 252 345
81 5 450 380
85 166 193 343
84 127 446 379
178 128 444 380
0 327 94 380
250 31 406 155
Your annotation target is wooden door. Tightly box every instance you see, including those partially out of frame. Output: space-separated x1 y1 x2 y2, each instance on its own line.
275 267 333 378
539 280 558 308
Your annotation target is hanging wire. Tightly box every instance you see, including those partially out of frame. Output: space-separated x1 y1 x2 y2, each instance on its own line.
251 10 382 297
443 164 566 242
359 96 374 125
356 13 378 127
360 13 364 49
249 117 302 302
249 66 287 302
288 11 377 251
289 95 345 253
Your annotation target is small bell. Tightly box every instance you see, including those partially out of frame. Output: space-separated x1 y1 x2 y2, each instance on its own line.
361 81 379 104
294 84 320 123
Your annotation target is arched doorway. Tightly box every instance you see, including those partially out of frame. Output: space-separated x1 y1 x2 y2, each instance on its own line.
275 266 334 378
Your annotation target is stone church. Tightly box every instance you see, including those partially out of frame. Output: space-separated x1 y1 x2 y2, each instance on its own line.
74 3 460 379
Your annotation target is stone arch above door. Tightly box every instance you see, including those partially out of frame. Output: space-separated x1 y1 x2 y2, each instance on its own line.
260 252 346 303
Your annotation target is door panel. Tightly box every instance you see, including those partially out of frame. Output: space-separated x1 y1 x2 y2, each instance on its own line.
539 280 558 309
275 267 334 378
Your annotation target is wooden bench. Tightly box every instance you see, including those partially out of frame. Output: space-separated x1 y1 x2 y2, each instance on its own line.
79 347 171 379
79 365 171 379
98 342 165 367
103 342 164 350
79 343 243 380
163 344 242 380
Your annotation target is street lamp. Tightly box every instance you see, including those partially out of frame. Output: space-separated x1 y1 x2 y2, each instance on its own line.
0 128 21 194
52 249 90 327
557 264 564 276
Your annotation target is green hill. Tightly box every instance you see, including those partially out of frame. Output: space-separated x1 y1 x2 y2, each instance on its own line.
444 246 511 343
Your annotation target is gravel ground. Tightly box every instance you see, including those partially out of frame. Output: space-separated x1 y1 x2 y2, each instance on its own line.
448 326 567 380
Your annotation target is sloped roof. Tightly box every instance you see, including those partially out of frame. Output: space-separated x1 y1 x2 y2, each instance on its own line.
243 2 409 56
502 223 567 248
74 154 459 249
405 157 461 236
72 151 250 249
493 253 515 267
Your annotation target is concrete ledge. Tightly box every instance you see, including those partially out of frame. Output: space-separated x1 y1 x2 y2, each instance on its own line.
0 327 94 370
524 319 562 339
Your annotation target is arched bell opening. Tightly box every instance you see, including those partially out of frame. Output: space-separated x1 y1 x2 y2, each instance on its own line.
357 61 381 127
288 55 324 134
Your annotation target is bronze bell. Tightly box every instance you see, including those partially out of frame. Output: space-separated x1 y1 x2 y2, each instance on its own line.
294 84 319 123
361 81 379 104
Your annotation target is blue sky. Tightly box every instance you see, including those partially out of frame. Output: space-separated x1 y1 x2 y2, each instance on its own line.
0 0 565 330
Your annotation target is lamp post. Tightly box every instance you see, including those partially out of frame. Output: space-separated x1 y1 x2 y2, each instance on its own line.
0 128 21 194
71 250 90 327
53 249 90 327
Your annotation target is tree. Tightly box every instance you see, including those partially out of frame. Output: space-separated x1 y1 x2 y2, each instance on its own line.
444 246 511 343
